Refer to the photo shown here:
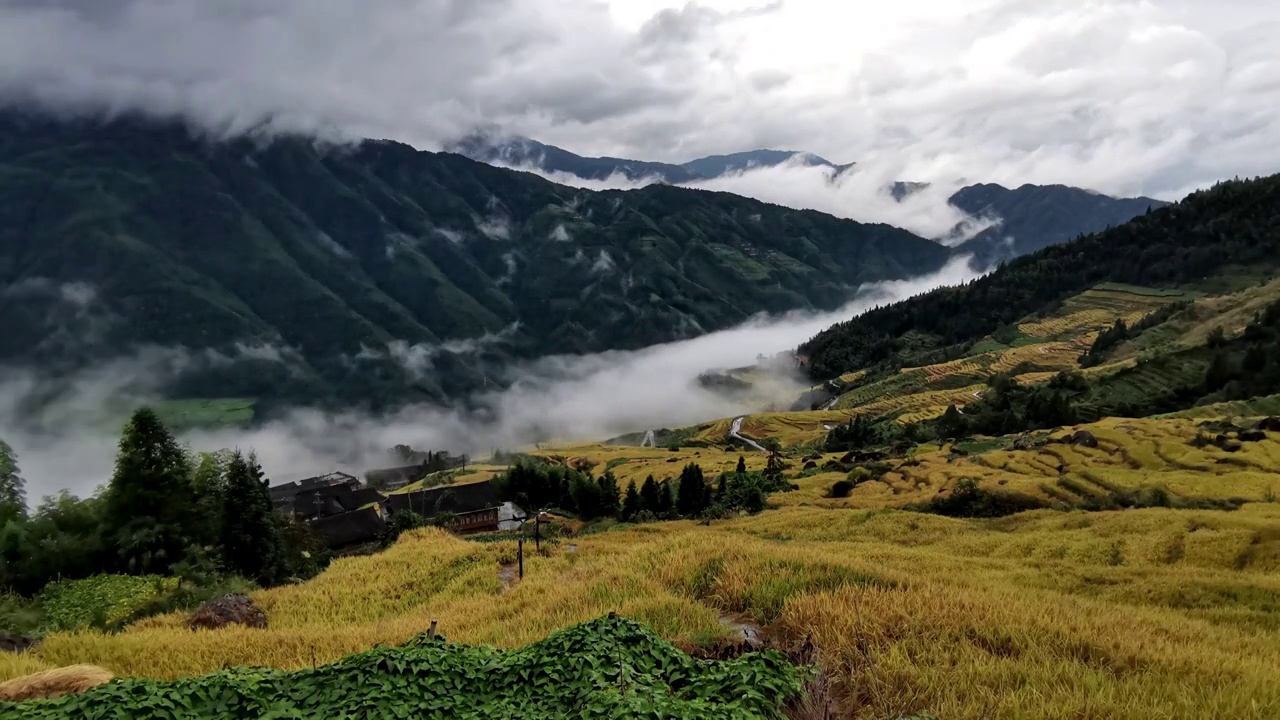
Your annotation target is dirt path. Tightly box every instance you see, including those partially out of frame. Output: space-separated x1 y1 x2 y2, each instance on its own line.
730 416 768 453
718 614 764 648
497 563 518 593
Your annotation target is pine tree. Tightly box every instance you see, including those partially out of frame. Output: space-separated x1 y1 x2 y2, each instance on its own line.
0 441 26 526
676 463 707 517
105 408 194 574
939 404 969 440
220 451 283 584
597 471 620 517
621 481 642 521
735 456 747 474
639 475 661 513
715 474 727 502
656 479 675 517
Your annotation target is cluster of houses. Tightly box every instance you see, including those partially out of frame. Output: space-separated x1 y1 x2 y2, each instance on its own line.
267 456 521 550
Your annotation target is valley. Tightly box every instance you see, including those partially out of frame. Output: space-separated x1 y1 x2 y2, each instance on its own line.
5 171 1280 717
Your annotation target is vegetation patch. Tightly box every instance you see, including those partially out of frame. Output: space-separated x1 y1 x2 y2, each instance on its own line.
1 615 805 719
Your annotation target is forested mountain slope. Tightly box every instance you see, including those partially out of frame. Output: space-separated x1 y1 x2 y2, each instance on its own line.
0 112 949 409
453 136 1164 259
800 174 1280 381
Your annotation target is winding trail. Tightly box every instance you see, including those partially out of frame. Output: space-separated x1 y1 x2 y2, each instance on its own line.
730 416 768 452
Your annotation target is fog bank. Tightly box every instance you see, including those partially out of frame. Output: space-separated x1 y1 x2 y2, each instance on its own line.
1 256 981 503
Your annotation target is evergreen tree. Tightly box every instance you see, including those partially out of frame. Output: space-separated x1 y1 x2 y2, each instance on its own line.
735 456 747 474
620 481 642 521
939 404 969 440
639 475 661 513
220 451 283 584
1204 352 1234 393
105 408 194 574
676 463 708 517
656 479 675 517
715 474 727 502
597 471 621 517
0 441 26 526
190 449 232 549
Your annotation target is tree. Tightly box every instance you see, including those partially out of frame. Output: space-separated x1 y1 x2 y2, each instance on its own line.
220 451 283 584
597 471 621 517
190 449 233 549
105 408 195 574
620 481 642 522
656 479 675 518
735 456 747 474
938 404 969 440
639 475 661 513
676 463 709 517
0 441 26 526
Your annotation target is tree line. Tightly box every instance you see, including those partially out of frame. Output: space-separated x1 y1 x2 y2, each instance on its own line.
0 408 325 597
494 455 792 524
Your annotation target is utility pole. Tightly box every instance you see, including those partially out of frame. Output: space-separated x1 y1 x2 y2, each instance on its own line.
517 537 524 580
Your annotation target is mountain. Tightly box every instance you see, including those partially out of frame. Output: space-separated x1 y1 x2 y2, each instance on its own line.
452 137 1166 262
0 112 951 412
799 173 1280 383
446 134 851 183
951 183 1166 262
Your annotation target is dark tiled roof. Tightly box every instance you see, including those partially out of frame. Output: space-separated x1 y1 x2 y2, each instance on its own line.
293 484 387 519
386 480 499 517
309 507 385 549
365 464 424 489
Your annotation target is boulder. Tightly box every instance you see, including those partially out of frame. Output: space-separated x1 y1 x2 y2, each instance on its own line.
188 594 268 631
802 461 818 470
1069 430 1099 448
1239 429 1267 443
1257 417 1280 432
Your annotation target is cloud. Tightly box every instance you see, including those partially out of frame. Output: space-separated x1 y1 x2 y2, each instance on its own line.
500 158 991 243
2 277 96 306
0 0 1273 201
358 324 523 380
1 258 981 502
548 223 572 242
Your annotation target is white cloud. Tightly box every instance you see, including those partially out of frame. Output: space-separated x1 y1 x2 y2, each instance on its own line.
0 1 1272 200
2 259 980 501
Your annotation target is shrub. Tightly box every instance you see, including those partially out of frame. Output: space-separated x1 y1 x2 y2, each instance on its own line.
828 480 854 499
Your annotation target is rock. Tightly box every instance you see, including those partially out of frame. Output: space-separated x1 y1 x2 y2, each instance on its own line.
838 452 855 464
802 461 817 470
188 594 268 631
1239 429 1267 442
1069 430 1099 448
1257 417 1280 432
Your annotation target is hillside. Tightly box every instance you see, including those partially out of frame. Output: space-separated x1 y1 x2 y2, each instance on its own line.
800 174 1280 382
0 112 949 410
452 136 1164 258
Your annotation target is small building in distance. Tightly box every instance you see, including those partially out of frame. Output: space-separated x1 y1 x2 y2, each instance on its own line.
308 506 386 550
269 472 360 512
365 450 470 491
386 480 502 535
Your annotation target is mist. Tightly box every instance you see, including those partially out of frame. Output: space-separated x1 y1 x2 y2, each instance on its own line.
1 256 981 504
502 158 993 244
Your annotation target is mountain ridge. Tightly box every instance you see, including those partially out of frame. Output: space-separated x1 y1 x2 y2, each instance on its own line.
0 111 951 412
451 135 1167 261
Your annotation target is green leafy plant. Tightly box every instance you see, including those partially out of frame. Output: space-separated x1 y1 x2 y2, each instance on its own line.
3 615 806 719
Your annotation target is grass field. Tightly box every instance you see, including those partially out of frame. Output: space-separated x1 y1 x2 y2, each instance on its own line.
151 399 256 431
8 411 1280 717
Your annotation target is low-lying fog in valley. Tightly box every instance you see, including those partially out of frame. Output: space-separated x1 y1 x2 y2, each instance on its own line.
1 256 980 504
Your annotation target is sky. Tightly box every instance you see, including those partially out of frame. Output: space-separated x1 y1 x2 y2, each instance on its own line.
1 0 1277 200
